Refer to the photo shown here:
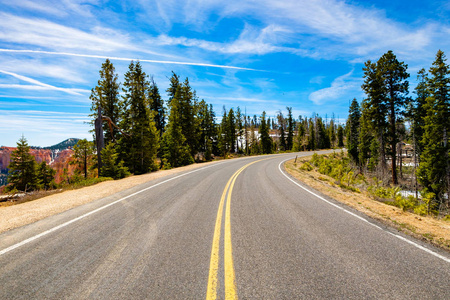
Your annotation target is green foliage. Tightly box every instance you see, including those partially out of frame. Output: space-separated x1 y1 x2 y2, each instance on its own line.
308 152 360 192
367 185 400 199
100 143 130 180
347 98 360 164
119 61 159 174
393 195 417 212
68 177 113 189
300 161 313 171
361 51 410 184
260 111 273 154
286 107 294 150
161 87 194 168
416 50 450 209
7 136 38 192
36 161 56 190
148 77 165 138
337 125 344 148
89 59 121 145
71 139 95 178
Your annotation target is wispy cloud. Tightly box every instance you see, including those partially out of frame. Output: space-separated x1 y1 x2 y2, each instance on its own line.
0 70 89 95
0 12 128 52
0 0 98 18
155 24 302 56
0 109 91 146
141 0 440 60
309 70 362 105
0 49 258 71
205 96 280 104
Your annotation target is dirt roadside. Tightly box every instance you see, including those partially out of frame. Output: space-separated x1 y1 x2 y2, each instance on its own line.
285 158 450 252
0 161 219 234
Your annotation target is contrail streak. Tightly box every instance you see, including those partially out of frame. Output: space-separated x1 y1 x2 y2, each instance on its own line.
0 49 258 71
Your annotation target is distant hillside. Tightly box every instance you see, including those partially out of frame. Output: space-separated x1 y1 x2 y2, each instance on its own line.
0 138 80 186
41 138 80 151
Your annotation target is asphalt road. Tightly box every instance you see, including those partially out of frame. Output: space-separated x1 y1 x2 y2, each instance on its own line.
0 151 449 299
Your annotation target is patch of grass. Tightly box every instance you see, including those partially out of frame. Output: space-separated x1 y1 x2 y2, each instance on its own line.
318 176 329 182
1 177 113 206
422 232 436 240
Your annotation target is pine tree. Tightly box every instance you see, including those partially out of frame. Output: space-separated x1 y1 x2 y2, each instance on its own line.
417 50 450 210
358 99 375 169
235 107 243 153
377 50 410 184
89 59 121 145
101 143 130 179
148 77 165 137
260 111 273 154
36 161 56 190
329 114 336 148
227 108 236 153
277 111 286 151
7 136 37 192
286 107 294 151
409 68 429 157
307 118 316 150
337 125 345 148
293 116 306 151
197 100 217 160
316 117 330 149
219 108 229 156
119 61 159 174
166 72 180 104
347 98 361 164
361 59 388 172
176 77 199 156
71 139 95 178
161 88 194 168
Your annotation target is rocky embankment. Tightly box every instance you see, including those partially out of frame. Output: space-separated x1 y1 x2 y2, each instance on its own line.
0 138 79 186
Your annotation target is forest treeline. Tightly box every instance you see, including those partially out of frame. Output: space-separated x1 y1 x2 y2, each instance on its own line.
3 59 342 193
88 59 344 176
346 50 449 214
4 49 449 216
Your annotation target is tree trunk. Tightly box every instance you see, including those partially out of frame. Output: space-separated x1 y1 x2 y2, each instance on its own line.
390 101 398 185
95 106 105 177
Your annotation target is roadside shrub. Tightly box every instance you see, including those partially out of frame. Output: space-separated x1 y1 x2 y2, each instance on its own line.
393 195 417 212
414 204 429 216
300 162 313 171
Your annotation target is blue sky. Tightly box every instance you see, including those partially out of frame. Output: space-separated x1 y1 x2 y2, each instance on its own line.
1 0 449 147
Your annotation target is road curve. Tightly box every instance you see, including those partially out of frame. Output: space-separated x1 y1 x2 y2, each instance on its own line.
0 151 449 299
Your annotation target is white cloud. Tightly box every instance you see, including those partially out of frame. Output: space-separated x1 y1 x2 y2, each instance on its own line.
139 0 441 60
0 70 89 95
309 70 361 105
0 110 91 146
0 49 257 71
154 24 303 56
0 12 129 52
0 0 99 18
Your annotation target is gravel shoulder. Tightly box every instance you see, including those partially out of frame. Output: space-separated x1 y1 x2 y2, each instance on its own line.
0 161 219 234
285 158 450 252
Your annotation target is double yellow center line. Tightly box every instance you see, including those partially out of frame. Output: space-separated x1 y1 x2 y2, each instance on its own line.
206 159 264 300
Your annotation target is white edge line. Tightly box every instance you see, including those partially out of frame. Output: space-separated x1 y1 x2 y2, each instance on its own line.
0 161 227 256
278 158 450 264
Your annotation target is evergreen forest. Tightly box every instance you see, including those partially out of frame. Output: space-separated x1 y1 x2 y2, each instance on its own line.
3 50 449 217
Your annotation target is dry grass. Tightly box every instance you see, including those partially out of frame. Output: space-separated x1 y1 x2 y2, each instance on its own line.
285 158 450 252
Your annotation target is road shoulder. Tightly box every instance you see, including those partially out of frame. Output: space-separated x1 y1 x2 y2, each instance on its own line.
284 158 450 252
